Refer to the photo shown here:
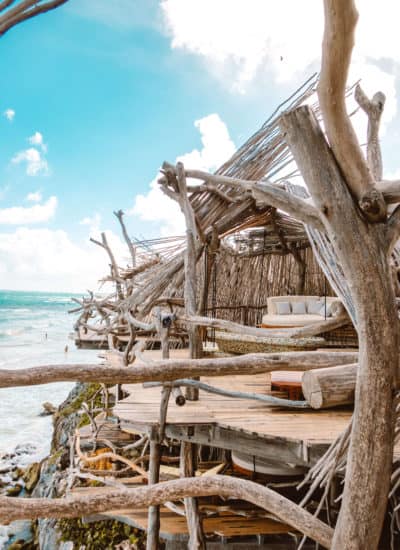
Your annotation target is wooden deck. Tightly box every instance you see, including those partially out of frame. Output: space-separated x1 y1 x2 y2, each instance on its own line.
74 327 109 349
111 349 352 466
72 486 292 541
110 348 400 465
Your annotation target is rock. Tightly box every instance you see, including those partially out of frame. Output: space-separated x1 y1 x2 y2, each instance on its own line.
40 402 57 416
5 519 34 549
23 462 41 492
15 444 36 456
12 467 24 481
6 484 22 496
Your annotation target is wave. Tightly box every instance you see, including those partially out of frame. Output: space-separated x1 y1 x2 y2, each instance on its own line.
0 328 25 337
44 297 72 304
0 308 32 314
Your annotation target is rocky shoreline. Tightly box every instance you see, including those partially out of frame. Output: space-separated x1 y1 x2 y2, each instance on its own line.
1 383 144 550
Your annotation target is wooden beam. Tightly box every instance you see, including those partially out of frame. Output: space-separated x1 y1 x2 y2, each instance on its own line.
0 351 360 388
302 363 358 409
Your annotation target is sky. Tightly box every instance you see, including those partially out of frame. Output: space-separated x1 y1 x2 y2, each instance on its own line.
1 0 400 292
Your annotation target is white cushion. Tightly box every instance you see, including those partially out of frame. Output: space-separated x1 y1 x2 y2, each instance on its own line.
276 301 291 315
292 301 306 315
318 304 332 317
262 314 324 327
307 300 323 314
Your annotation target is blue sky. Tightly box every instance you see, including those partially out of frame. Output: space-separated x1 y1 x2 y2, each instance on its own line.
1 0 400 291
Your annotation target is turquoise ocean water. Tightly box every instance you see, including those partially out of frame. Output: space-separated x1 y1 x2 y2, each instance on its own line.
0 290 101 547
0 289 99 459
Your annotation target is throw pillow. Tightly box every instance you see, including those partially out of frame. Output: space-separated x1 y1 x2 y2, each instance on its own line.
292 301 306 314
307 300 323 314
276 301 291 315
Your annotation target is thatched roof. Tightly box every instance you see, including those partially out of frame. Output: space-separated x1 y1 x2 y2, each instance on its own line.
124 75 325 317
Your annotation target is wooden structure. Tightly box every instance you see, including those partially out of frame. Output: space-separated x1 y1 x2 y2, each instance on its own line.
67 76 389 549
72 75 358 352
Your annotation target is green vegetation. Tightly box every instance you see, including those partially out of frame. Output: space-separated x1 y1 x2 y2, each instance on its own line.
58 517 145 550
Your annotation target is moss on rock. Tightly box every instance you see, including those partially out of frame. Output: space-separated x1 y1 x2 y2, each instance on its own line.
55 383 102 420
58 517 145 550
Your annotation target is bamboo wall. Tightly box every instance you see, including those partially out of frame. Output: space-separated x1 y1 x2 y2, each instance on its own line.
202 247 333 326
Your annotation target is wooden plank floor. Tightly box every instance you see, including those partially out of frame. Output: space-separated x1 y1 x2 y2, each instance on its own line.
112 349 400 459
72 486 292 539
79 412 133 448
113 349 351 445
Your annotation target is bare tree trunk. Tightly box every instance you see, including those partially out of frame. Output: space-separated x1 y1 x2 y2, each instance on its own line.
281 105 398 550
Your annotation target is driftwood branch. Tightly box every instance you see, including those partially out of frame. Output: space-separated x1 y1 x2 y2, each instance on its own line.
289 313 349 339
0 351 359 388
176 161 203 405
90 232 124 299
354 84 385 180
114 209 136 267
0 0 69 36
318 0 386 222
144 378 308 409
175 168 324 230
376 180 400 205
386 206 400 252
0 475 333 548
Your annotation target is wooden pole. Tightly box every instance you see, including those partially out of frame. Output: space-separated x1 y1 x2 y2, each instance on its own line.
180 440 206 550
147 427 161 550
147 311 173 549
176 161 202 401
176 162 206 547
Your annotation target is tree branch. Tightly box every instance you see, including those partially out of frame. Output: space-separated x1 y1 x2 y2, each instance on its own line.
169 167 324 230
0 476 333 548
0 351 359 388
354 84 385 180
386 205 400 252
0 0 69 36
376 180 400 204
114 209 136 267
318 0 386 222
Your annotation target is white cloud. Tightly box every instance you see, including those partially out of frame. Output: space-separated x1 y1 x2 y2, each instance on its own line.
28 131 47 152
28 131 43 146
0 225 128 293
161 1 399 114
0 196 57 225
161 1 399 149
131 113 236 235
11 147 49 176
0 228 103 292
161 0 323 89
26 190 42 202
3 109 15 121
80 212 102 236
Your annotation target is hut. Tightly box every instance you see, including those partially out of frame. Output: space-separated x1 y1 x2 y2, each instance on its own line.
67 76 383 550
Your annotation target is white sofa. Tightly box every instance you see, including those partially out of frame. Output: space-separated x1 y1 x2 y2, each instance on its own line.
261 295 340 328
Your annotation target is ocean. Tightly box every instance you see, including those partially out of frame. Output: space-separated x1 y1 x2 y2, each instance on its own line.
0 289 100 460
0 290 101 547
